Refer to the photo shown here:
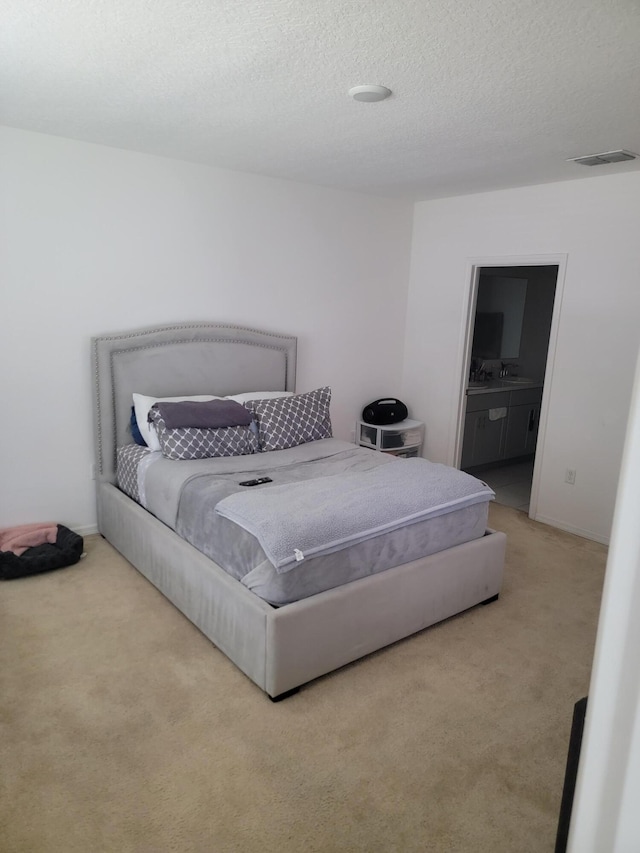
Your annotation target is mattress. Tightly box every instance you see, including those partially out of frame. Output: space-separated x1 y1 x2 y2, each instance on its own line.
116 439 493 606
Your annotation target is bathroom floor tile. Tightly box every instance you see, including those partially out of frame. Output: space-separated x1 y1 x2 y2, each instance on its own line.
481 461 533 489
478 459 534 513
493 481 532 508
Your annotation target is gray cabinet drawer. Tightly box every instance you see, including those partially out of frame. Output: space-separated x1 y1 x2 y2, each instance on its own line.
465 391 510 412
508 387 542 406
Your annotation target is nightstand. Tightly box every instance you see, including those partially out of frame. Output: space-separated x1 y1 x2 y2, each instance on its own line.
357 418 424 458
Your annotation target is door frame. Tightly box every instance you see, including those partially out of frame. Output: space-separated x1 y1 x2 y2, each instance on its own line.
452 253 568 519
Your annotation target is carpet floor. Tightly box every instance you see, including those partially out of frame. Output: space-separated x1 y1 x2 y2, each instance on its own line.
0 504 607 853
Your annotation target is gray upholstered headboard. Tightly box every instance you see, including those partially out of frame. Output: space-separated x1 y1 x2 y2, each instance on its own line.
92 323 297 483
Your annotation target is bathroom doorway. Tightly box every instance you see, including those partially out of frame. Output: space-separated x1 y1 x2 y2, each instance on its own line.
457 261 562 516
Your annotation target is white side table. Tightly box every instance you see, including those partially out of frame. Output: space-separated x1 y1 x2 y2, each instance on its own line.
356 418 424 458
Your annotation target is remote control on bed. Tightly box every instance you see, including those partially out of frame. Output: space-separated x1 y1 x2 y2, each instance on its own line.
238 477 273 487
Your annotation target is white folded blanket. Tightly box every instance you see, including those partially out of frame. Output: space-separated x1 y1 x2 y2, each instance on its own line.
215 458 494 572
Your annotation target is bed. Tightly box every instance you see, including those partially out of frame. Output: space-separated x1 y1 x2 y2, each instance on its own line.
92 322 506 700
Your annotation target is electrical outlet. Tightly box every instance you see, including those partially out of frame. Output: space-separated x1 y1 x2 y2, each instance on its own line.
565 468 576 485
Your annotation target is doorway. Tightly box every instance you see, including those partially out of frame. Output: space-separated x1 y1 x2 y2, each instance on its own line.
457 262 561 516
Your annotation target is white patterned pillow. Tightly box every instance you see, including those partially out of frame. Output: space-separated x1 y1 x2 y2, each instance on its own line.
246 387 332 451
149 408 258 460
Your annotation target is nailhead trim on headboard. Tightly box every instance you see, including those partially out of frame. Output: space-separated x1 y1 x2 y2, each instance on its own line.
92 323 297 480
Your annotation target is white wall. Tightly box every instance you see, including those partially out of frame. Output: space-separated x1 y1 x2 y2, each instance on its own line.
568 348 640 852
402 172 640 543
0 126 413 533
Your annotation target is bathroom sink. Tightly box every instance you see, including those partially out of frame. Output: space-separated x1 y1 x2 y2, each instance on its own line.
499 377 534 385
467 381 488 389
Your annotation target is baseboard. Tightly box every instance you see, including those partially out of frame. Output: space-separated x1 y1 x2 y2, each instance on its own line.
74 523 99 538
532 514 610 546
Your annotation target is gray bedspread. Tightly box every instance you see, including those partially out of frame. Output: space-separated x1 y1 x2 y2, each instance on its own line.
133 438 494 605
215 458 494 571
142 438 385 527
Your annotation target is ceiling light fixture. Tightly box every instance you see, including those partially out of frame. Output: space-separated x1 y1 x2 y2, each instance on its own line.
348 85 392 103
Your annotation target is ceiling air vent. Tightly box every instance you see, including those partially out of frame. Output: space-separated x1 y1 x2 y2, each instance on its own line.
568 149 638 166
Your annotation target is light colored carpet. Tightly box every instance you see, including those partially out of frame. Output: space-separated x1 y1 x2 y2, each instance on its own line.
0 504 606 853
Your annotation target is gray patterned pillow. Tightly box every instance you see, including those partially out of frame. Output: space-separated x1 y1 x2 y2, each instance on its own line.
116 445 151 502
149 408 258 460
246 387 332 451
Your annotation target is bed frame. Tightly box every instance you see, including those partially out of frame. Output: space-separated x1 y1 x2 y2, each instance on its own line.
92 323 506 700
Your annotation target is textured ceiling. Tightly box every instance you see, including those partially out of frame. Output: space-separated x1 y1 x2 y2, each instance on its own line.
2 0 640 198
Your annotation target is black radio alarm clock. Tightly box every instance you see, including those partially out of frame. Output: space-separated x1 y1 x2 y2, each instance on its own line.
361 398 408 425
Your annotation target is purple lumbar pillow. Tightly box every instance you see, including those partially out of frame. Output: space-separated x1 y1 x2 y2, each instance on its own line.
154 399 253 430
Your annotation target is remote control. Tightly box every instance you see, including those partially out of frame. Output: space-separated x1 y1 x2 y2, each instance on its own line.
239 477 273 486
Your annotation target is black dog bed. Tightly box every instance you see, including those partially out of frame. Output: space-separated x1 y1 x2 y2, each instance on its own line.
0 525 84 580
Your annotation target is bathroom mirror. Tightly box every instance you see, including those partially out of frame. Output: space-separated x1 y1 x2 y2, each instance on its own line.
472 276 527 359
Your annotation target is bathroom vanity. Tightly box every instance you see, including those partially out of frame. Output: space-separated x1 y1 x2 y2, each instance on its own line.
462 380 543 469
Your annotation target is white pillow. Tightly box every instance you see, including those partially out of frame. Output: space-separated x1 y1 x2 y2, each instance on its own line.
132 393 223 451
225 391 294 404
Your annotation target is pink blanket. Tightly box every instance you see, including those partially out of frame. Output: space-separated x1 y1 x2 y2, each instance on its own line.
0 523 59 556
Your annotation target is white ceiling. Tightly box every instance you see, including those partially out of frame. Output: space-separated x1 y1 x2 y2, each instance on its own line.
2 0 640 199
